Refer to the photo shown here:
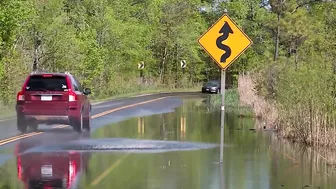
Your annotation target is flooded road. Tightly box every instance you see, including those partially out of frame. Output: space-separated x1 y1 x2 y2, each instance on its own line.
0 95 335 188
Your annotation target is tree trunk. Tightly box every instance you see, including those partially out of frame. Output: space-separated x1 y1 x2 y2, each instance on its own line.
160 47 168 83
274 13 280 62
33 31 41 71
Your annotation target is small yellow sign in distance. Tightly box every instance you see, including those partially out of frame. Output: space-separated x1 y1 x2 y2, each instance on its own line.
198 14 253 70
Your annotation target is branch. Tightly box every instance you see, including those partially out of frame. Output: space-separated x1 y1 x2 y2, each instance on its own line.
292 0 323 13
131 0 145 6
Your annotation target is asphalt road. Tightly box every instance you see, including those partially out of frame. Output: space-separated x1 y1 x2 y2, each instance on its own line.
0 92 202 142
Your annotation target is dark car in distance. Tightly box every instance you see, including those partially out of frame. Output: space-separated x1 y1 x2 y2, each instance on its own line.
201 80 221 93
16 72 92 133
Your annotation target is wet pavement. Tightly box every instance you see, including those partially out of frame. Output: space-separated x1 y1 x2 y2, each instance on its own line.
0 94 335 188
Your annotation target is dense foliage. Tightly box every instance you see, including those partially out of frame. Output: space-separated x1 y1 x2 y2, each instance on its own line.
253 0 336 147
0 0 213 105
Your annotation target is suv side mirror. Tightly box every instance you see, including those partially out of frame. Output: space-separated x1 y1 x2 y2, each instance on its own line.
83 88 91 95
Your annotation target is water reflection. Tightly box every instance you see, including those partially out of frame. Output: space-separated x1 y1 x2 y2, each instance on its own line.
17 151 91 189
15 132 91 189
79 149 219 189
269 134 336 188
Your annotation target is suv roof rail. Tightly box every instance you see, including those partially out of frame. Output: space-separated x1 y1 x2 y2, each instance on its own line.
30 71 44 74
29 71 71 75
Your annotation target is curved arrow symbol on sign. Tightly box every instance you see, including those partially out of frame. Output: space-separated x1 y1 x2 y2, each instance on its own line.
138 62 144 69
216 22 233 63
181 60 186 68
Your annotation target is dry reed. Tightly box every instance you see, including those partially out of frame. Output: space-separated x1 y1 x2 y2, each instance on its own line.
237 73 278 129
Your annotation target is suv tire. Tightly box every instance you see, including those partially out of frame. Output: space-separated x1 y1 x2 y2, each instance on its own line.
73 113 83 133
29 122 38 132
83 111 91 132
17 115 27 133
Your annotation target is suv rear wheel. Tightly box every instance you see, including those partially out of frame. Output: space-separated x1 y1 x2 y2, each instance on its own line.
73 113 83 133
83 111 91 132
17 115 27 133
28 122 38 132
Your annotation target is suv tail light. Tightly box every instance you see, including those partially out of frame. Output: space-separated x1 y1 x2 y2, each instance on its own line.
69 91 77 102
42 74 53 77
67 159 77 187
17 91 25 101
17 155 23 180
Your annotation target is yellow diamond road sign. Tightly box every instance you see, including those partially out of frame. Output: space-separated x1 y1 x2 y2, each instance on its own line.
198 14 253 70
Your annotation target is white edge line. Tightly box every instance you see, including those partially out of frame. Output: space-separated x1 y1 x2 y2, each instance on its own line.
91 93 155 105
0 118 16 123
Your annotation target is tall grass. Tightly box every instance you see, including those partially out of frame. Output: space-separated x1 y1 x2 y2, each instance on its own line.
242 62 336 164
270 62 336 150
0 103 15 119
238 74 278 129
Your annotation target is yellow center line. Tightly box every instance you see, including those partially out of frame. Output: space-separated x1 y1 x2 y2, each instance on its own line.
0 96 168 146
0 132 39 144
0 132 43 146
90 153 131 187
92 97 167 119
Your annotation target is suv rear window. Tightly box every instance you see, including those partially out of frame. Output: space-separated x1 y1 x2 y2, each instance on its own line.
25 75 68 92
206 81 219 86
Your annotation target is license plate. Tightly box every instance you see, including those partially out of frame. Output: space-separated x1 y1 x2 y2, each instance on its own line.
41 96 52 101
206 89 209 91
41 165 53 176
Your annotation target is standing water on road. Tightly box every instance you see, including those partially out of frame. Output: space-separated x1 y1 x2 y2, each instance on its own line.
79 96 336 189
0 95 335 188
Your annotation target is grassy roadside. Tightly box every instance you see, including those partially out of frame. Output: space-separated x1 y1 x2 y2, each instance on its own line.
0 86 201 120
90 86 201 104
208 89 254 117
0 106 15 120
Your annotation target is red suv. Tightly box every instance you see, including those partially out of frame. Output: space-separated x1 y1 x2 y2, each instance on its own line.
16 72 92 133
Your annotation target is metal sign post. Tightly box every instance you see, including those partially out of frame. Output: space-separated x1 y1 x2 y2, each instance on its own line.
220 69 226 163
138 61 144 83
140 69 143 78
219 161 224 188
